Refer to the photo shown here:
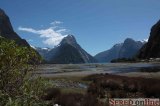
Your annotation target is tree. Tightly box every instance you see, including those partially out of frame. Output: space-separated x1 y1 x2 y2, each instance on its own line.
0 37 48 105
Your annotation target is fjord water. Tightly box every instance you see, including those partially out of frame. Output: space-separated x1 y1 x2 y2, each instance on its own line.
34 63 160 77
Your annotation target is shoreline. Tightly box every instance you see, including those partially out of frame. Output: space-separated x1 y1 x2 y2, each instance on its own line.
32 62 160 79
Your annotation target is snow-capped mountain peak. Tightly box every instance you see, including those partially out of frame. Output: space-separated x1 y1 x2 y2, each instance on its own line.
141 39 148 43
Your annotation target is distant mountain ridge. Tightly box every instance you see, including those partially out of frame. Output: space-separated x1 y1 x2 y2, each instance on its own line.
32 46 51 61
94 43 123 63
34 35 97 64
119 38 146 58
95 38 146 62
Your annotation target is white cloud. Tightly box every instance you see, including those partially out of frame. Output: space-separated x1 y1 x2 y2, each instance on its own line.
50 21 63 25
18 22 68 47
56 29 67 33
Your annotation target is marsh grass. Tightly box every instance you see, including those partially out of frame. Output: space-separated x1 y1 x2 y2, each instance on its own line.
84 74 160 98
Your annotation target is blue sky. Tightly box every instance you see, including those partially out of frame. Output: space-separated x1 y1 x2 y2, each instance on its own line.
0 0 160 55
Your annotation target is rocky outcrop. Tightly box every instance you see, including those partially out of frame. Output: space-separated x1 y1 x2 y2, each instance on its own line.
138 20 160 58
0 8 29 47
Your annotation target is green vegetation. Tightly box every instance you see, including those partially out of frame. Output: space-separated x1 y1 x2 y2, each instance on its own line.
0 37 104 106
0 37 49 106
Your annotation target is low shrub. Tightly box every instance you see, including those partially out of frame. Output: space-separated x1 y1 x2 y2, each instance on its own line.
86 74 160 98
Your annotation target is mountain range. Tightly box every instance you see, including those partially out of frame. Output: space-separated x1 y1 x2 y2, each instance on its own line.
34 35 97 64
94 38 146 62
1 8 160 64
